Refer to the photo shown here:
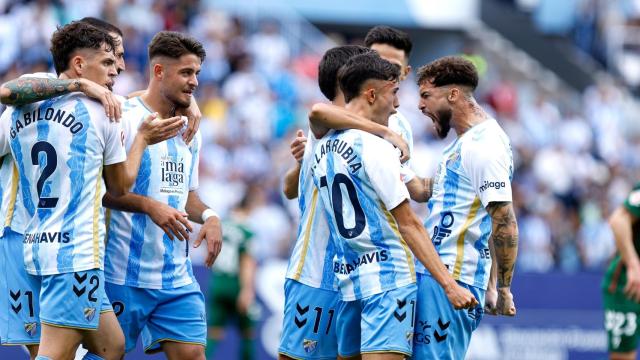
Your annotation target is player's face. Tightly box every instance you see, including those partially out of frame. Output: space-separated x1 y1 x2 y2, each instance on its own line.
370 79 400 124
370 43 409 81
82 43 118 91
162 53 201 108
418 81 452 139
111 33 126 74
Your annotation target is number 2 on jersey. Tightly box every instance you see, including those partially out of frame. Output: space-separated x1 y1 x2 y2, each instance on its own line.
30 141 59 208
319 173 365 238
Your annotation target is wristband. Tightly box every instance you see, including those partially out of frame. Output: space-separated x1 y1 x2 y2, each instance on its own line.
201 208 218 222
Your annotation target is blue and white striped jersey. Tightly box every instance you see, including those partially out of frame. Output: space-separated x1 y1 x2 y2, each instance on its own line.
104 97 201 290
285 130 337 291
388 110 415 184
0 93 126 275
311 129 415 301
417 118 513 289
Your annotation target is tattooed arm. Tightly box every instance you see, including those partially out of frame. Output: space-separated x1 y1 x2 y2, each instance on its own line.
0 77 121 121
486 201 519 316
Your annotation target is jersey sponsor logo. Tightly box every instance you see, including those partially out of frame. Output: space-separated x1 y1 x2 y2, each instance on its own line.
333 250 389 275
160 154 185 193
479 180 506 192
432 211 454 246
23 231 70 244
313 138 362 174
302 339 318 353
10 107 84 139
414 320 432 344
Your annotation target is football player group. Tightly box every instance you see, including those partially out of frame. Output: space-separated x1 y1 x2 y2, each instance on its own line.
0 16 519 360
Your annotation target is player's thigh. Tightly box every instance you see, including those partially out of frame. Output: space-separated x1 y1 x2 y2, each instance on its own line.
609 351 637 360
37 322 82 360
0 229 41 345
82 311 125 360
141 281 207 354
361 353 405 360
105 281 154 353
604 290 640 355
278 279 340 360
360 284 416 358
162 341 205 360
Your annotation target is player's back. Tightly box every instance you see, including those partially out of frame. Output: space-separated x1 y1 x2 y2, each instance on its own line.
5 93 124 276
311 129 414 301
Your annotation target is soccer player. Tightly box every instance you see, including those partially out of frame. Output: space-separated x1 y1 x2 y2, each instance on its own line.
413 56 518 359
0 21 166 360
278 45 408 360
311 52 476 360
603 184 640 360
207 193 257 360
102 31 221 360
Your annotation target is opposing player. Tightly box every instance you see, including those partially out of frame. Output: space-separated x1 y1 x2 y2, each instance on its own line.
603 184 640 360
311 52 476 359
278 45 408 360
413 56 518 359
102 31 221 360
0 21 168 360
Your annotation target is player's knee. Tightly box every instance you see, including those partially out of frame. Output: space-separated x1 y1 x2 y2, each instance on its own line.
610 352 637 360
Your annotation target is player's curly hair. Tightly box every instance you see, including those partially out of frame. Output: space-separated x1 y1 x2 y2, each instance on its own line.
337 52 400 103
50 21 117 75
318 45 372 101
148 31 206 62
416 56 478 90
364 25 412 57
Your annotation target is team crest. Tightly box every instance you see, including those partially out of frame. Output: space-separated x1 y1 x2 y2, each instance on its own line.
406 331 414 345
24 322 37 337
84 307 96 322
303 339 318 353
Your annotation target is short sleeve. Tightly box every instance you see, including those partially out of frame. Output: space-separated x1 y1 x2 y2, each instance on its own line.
400 163 415 184
188 130 201 191
462 140 513 207
362 135 409 210
102 120 126 165
0 108 14 157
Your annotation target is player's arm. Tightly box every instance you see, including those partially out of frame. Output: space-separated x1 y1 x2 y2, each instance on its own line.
609 205 640 302
0 77 122 121
237 250 257 314
486 201 519 316
308 102 409 162
390 200 478 309
102 192 193 241
283 129 307 199
484 239 499 315
185 191 223 267
405 176 433 203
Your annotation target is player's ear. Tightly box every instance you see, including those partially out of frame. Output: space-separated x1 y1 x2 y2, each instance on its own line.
402 64 411 81
365 88 376 105
70 56 84 75
152 63 163 79
448 87 459 102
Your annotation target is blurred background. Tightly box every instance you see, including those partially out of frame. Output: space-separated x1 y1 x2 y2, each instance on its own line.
2 0 640 358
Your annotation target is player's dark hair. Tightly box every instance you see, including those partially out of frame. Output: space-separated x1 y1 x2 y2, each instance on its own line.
364 25 412 57
318 45 371 101
80 17 123 37
416 56 479 90
50 21 117 75
148 31 206 62
337 52 400 103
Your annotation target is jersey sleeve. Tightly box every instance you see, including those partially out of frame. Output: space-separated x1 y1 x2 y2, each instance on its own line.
362 134 409 210
624 184 640 218
400 163 415 184
102 119 126 165
0 108 13 157
462 139 513 208
188 130 201 191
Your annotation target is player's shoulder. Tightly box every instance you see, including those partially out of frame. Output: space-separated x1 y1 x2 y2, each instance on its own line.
463 119 509 151
389 110 410 128
19 72 57 80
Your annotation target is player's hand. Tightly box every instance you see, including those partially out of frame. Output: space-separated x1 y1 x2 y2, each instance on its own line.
178 100 201 145
79 78 122 122
444 283 479 310
146 201 193 241
382 129 409 163
194 216 223 268
138 113 185 145
484 285 498 315
236 288 254 315
496 287 516 316
624 264 640 302
290 129 307 163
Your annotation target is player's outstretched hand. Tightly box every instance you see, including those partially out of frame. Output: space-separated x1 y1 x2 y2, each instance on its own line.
484 285 498 315
496 287 516 316
179 100 201 145
290 129 307 163
138 113 185 145
382 129 409 163
236 288 254 315
444 283 479 310
147 201 193 241
194 216 223 268
624 265 640 302
79 78 121 122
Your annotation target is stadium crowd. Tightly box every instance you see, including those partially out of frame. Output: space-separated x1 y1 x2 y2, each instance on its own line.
1 0 639 275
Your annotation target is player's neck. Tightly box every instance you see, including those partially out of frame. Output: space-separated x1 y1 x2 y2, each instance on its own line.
345 99 385 126
140 87 175 119
453 98 489 136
